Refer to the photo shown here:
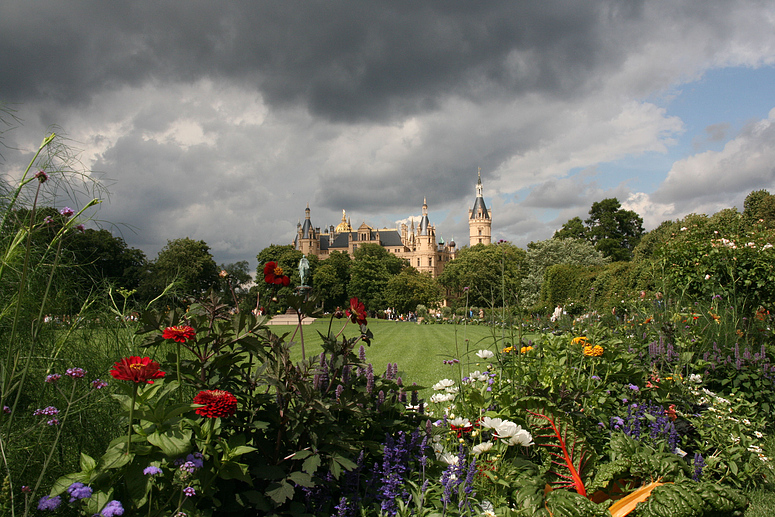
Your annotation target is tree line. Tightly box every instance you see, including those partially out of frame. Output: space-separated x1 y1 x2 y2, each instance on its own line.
9 189 775 317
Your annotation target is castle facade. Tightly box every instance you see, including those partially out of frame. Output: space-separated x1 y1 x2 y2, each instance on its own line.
294 172 491 277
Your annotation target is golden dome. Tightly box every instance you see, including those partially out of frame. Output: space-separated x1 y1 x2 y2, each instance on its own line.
335 209 352 233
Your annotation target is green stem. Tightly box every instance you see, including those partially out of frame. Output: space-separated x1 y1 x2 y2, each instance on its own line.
127 383 139 454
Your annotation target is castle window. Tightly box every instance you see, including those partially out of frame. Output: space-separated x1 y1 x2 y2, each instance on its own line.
417 258 420 267
478 229 482 235
428 258 433 267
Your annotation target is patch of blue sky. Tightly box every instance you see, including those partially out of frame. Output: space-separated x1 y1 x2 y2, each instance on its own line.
588 66 775 196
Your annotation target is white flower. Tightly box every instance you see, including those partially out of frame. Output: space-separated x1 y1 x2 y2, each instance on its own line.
439 452 459 465
680 227 687 231
472 442 493 455
763 243 773 250
688 374 702 384
743 418 751 426
430 393 455 404
449 417 471 428
730 435 740 444
704 274 711 280
476 349 495 360
480 417 503 430
468 370 489 382
432 379 455 391
675 447 687 457
754 431 764 438
494 421 534 446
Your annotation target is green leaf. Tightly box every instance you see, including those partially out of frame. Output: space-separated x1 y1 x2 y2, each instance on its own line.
219 461 252 484
266 481 294 505
288 471 313 487
79 453 97 473
302 454 321 475
146 428 192 456
729 460 738 475
468 390 486 406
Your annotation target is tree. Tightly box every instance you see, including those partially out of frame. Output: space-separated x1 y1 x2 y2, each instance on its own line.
384 267 442 314
348 244 407 311
67 228 148 291
438 242 526 308
312 251 351 311
743 189 775 228
556 198 644 262
520 238 609 307
553 216 588 240
585 198 644 261
141 237 219 303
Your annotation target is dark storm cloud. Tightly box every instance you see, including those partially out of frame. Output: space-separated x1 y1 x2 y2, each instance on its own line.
1 1 643 123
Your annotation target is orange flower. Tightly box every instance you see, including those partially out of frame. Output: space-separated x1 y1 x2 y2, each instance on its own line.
520 346 534 353
583 345 603 357
502 346 515 353
110 356 165 384
162 325 195 343
571 336 587 346
263 261 290 286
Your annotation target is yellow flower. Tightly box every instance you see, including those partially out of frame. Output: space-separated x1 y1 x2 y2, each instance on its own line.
709 312 721 324
571 336 587 346
520 346 534 353
583 344 604 357
502 346 515 354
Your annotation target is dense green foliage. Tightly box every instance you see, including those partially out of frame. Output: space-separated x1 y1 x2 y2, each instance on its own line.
438 242 526 308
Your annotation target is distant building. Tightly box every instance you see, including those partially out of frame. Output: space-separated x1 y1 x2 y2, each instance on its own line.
469 168 492 246
294 171 493 277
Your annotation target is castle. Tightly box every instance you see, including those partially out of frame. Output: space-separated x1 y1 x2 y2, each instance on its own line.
294 171 492 277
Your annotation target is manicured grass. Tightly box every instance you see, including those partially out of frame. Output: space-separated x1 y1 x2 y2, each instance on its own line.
272 318 533 393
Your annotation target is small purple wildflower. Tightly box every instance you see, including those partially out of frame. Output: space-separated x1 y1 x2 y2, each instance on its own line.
66 367 86 378
143 466 163 476
183 486 196 497
2 406 9 414
35 170 48 183
75 224 85 233
45 373 61 383
60 207 75 217
47 418 60 426
179 461 197 473
22 486 31 493
43 215 53 225
591 375 600 380
37 495 62 511
100 500 124 516
91 379 108 389
33 406 59 416
627 384 639 391
67 482 93 502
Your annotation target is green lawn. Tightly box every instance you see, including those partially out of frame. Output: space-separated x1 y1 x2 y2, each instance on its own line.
271 318 532 393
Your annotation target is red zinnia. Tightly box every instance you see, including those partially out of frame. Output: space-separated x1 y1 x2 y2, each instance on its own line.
110 356 166 384
346 297 367 325
193 389 238 418
263 261 290 286
162 325 196 343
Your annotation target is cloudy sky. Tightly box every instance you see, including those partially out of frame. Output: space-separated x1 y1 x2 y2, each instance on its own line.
2 1 775 270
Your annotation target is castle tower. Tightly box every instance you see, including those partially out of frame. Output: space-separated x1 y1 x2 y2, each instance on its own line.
296 203 319 255
469 168 492 246
416 197 436 275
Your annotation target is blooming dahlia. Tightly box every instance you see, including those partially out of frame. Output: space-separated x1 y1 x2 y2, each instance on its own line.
347 297 367 325
193 389 237 418
110 356 165 384
162 325 196 343
263 261 290 286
